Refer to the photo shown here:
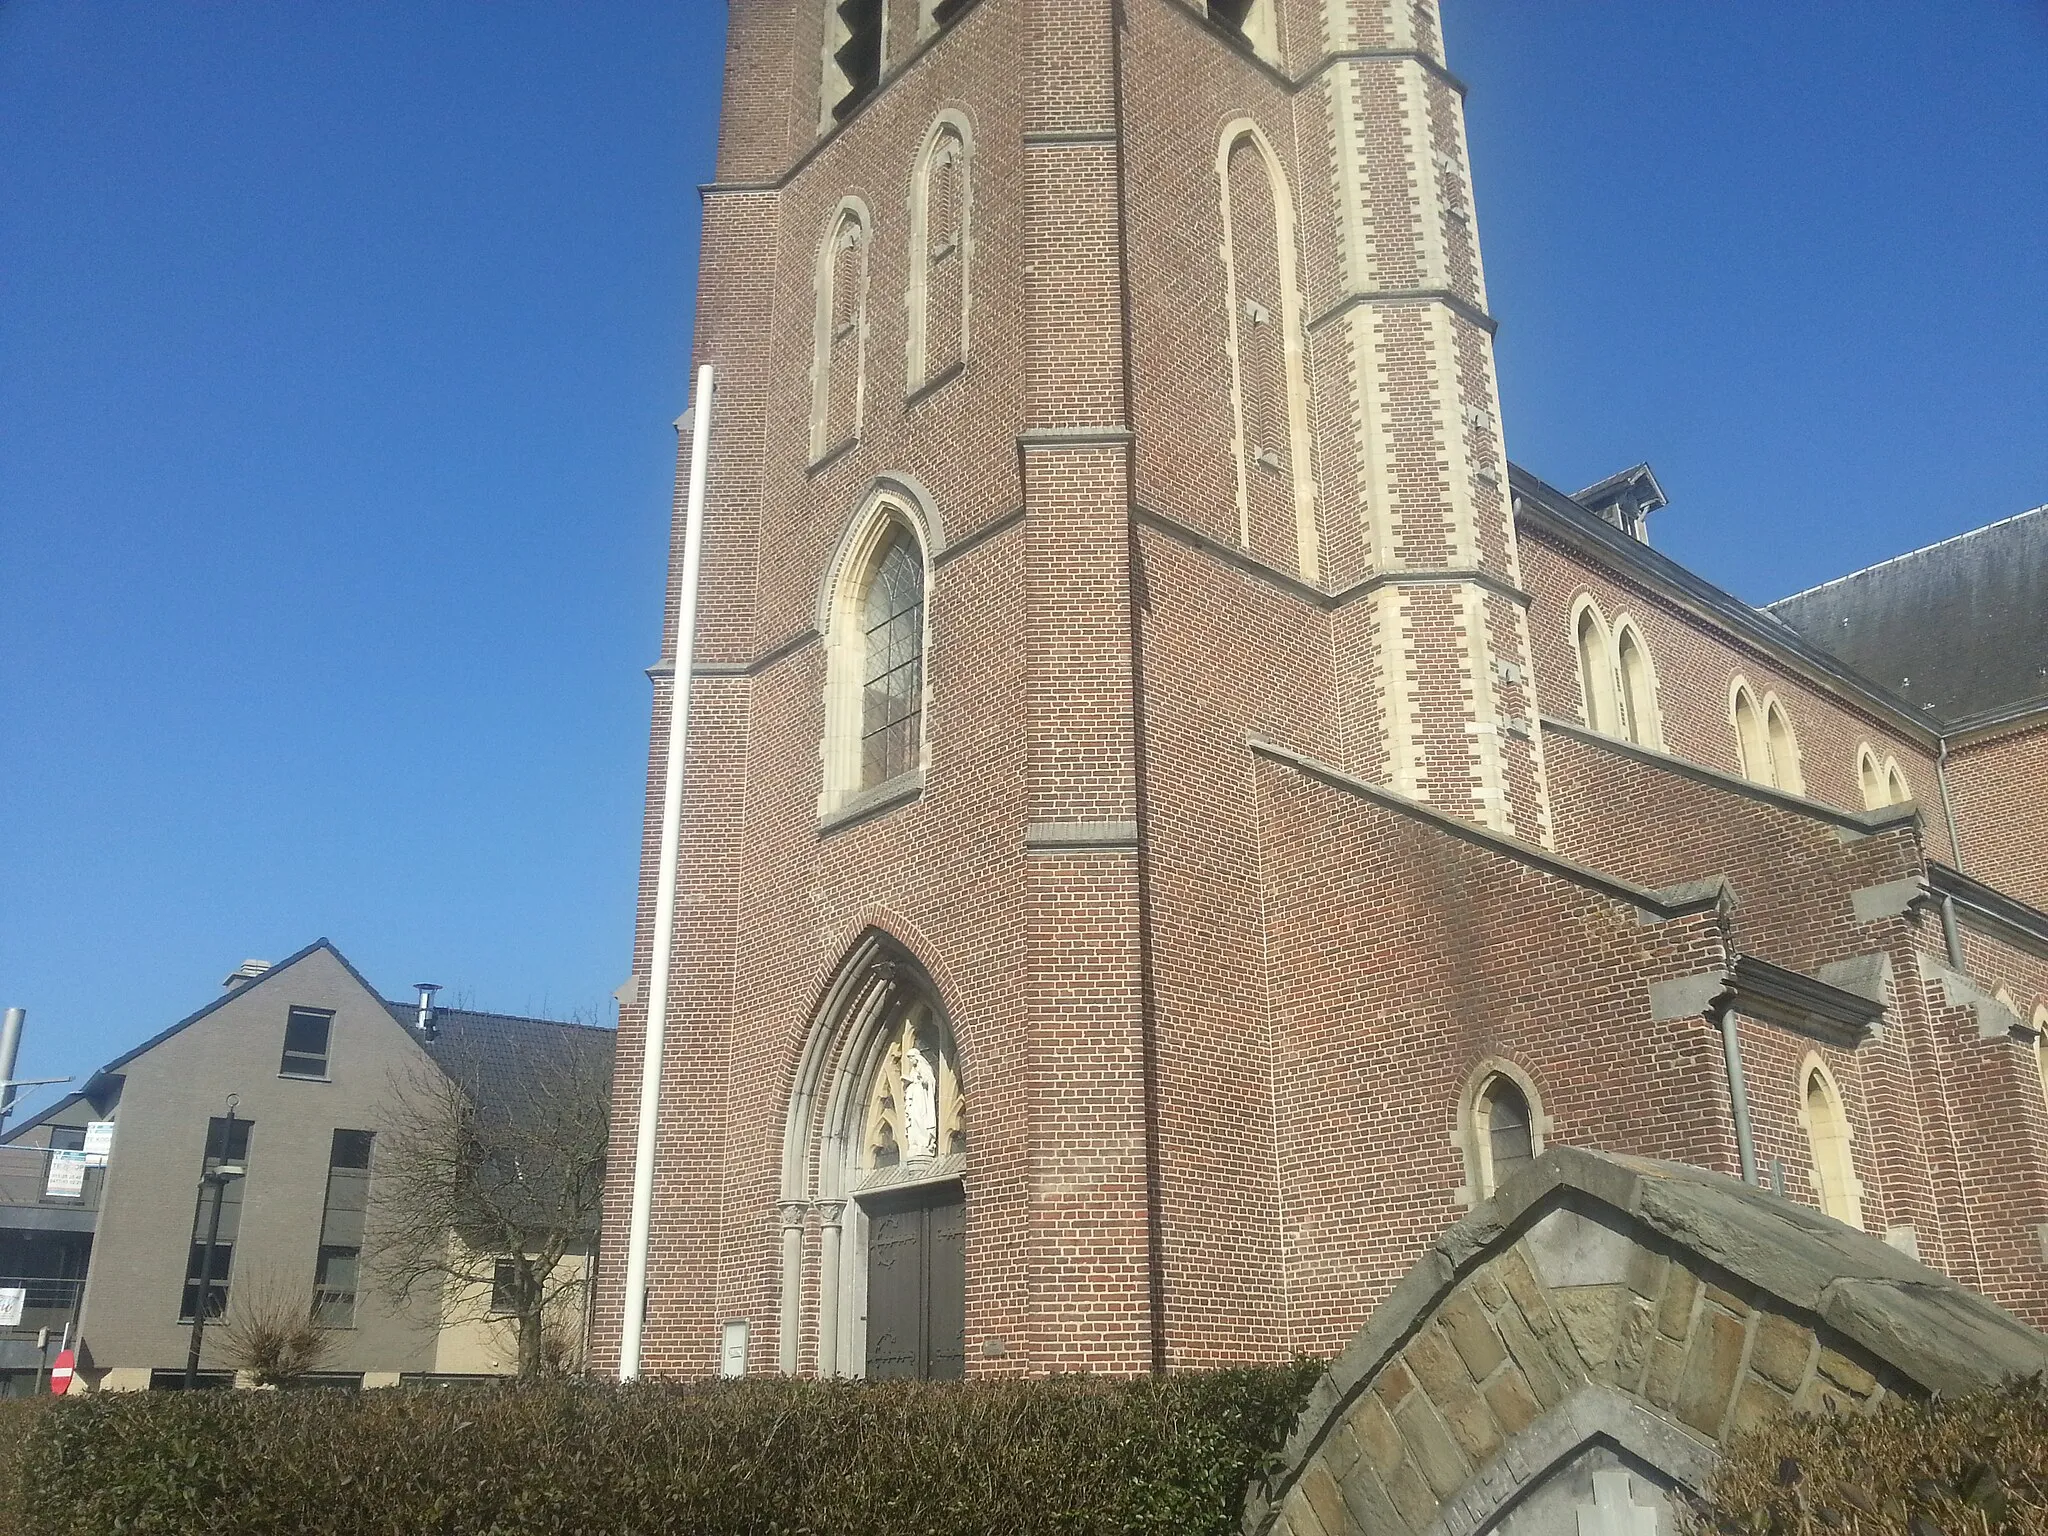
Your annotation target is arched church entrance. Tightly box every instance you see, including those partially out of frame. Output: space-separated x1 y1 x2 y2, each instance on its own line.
781 936 966 1379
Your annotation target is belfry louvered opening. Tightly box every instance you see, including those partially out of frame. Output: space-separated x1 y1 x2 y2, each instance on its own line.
832 0 884 121
1208 0 1255 34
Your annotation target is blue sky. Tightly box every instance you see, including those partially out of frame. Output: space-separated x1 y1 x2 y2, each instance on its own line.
4 4 2044 1105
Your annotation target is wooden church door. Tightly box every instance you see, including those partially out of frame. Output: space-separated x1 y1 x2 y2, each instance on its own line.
864 1181 965 1380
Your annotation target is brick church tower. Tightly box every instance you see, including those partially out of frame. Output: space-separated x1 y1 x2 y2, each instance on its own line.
593 0 2048 1381
592 0 1547 1380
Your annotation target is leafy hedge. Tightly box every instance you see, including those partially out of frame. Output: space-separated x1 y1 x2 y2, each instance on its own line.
1699 1376 2048 1536
16 1365 1320 1536
0 1399 48 1536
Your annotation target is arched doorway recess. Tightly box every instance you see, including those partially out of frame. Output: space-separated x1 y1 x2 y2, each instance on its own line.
780 935 966 1379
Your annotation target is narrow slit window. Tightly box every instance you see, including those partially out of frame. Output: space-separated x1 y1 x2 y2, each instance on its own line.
1615 622 1659 747
909 124 969 392
812 209 870 461
1574 604 1615 733
1732 683 1771 786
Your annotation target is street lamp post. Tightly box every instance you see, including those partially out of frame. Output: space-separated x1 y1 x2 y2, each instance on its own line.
183 1096 242 1391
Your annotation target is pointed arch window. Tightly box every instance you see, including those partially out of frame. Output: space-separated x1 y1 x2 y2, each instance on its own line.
1858 745 1912 809
1219 123 1317 581
1731 681 1772 786
908 119 970 395
812 206 872 464
1462 1065 1545 1202
822 499 930 813
859 534 925 787
1572 600 1617 734
1764 695 1804 795
1613 619 1661 748
1801 1060 1863 1229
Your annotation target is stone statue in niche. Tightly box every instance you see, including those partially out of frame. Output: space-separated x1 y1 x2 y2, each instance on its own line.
902 1034 939 1162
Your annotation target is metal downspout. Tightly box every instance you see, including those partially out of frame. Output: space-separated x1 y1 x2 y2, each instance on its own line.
1718 1003 1759 1185
619 363 715 1381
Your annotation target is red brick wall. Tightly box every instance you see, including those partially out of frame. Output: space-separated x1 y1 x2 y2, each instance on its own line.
1950 723 2048 910
1250 748 1739 1356
597 0 2048 1385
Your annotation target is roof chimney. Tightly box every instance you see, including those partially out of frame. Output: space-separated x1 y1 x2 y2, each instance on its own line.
413 983 442 1039
222 959 273 991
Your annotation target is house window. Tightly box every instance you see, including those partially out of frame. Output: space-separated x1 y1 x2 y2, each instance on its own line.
181 1115 253 1319
1731 680 1772 786
2035 1009 2048 1111
311 1129 372 1328
1613 620 1661 747
179 1241 234 1321
1477 1076 1535 1195
1861 745 1911 809
824 0 884 126
489 1258 523 1316
280 1006 333 1078
312 1246 360 1328
1463 1066 1544 1203
204 1114 253 1170
1801 1062 1862 1229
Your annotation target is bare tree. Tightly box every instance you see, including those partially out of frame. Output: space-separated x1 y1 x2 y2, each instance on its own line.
369 1024 611 1382
218 1269 333 1386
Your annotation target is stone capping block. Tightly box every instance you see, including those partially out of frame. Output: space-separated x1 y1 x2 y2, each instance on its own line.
1927 958 2029 1040
1245 1147 2048 1535
1649 971 1730 1024
1023 819 1139 854
1540 714 1924 839
1815 952 1892 1009
1248 737 1734 925
1852 877 1928 925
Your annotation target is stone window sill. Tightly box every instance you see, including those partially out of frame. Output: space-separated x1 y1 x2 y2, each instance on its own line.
818 768 924 837
906 359 965 408
807 437 857 477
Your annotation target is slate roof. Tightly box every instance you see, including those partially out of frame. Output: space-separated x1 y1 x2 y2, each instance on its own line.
0 940 612 1142
382 999 615 1112
1767 504 2048 729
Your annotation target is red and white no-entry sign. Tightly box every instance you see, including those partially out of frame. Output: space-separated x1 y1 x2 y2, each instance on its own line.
48 1348 74 1395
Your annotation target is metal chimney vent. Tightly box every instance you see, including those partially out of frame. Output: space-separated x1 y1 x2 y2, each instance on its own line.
413 983 443 1038
222 959 273 990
